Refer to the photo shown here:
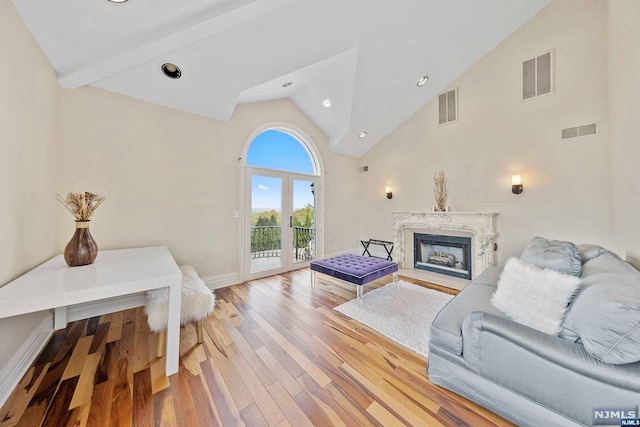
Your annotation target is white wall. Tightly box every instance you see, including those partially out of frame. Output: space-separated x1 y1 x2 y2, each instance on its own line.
0 1 60 368
58 88 360 279
358 0 613 263
608 0 640 268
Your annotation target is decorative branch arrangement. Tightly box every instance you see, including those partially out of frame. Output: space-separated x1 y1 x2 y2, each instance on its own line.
56 191 106 221
433 171 448 212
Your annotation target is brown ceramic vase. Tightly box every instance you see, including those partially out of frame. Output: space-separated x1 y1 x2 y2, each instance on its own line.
64 220 98 267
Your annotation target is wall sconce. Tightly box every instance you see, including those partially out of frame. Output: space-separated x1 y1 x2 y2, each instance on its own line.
512 175 523 194
385 186 393 199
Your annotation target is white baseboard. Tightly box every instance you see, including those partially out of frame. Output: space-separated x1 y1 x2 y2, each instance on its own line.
202 272 240 290
0 312 54 408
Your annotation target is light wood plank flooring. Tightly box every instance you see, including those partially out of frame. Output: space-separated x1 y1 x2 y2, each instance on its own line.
0 268 512 426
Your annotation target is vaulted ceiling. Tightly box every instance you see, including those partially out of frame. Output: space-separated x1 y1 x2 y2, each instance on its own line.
13 0 549 157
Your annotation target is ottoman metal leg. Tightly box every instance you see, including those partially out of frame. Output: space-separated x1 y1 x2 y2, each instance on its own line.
357 285 363 306
393 272 398 285
311 270 316 288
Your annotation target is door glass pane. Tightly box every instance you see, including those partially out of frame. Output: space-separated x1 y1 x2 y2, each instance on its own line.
250 175 282 273
292 179 316 263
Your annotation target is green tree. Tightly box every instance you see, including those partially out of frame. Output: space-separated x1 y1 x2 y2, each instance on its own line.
251 209 281 226
252 210 282 253
292 204 314 257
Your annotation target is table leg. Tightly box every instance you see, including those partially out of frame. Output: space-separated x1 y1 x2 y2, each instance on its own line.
54 307 68 331
165 281 182 376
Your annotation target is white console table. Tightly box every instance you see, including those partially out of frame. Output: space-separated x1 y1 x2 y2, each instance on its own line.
0 246 182 376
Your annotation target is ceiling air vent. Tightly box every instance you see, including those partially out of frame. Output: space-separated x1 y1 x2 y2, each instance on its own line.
438 88 457 126
562 123 597 140
522 50 553 100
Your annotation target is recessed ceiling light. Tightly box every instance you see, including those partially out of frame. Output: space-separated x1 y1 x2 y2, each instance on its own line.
322 99 332 108
358 132 368 138
161 63 182 79
107 0 128 3
417 75 429 87
282 82 293 88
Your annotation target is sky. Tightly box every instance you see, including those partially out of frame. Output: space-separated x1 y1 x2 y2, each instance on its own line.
247 130 316 210
247 130 315 174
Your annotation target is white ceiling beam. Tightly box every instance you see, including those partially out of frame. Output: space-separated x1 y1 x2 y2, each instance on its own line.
57 0 300 88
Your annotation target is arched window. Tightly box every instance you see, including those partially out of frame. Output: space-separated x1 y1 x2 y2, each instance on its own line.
246 129 316 175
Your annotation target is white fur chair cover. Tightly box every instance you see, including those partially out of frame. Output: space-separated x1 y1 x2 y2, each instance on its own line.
145 265 215 333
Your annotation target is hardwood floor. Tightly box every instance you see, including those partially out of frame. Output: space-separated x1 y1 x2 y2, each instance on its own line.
0 269 513 426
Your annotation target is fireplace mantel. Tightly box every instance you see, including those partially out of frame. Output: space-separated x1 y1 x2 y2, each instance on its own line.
392 211 499 279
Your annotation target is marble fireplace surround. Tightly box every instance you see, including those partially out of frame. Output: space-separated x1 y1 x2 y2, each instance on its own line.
392 211 499 280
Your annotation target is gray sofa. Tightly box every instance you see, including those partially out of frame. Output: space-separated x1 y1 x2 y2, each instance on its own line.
428 246 640 426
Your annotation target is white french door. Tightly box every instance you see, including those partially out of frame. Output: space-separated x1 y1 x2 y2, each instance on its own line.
245 167 319 280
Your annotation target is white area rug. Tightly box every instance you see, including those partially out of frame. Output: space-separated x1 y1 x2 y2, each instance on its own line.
333 280 454 357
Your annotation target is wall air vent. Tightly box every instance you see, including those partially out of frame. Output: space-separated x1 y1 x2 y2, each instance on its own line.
561 123 597 140
438 88 457 126
522 50 553 100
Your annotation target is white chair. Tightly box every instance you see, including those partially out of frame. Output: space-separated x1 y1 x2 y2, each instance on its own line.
145 265 215 358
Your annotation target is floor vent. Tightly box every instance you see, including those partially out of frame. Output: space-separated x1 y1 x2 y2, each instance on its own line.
562 123 597 139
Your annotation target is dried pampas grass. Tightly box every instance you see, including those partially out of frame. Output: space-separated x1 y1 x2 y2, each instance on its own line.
433 171 447 212
56 191 105 221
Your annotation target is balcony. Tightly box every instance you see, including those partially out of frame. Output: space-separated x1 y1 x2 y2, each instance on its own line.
250 225 315 272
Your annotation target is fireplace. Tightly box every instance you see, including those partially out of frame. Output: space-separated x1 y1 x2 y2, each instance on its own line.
392 211 498 281
414 233 472 279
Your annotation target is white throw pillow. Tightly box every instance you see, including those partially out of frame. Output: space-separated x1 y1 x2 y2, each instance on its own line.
491 257 581 335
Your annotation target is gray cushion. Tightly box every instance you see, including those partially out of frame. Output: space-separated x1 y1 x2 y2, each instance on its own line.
520 236 581 277
430 267 504 355
576 243 619 264
562 254 640 364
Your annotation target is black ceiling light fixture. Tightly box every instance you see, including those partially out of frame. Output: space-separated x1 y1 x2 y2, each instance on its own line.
161 63 182 79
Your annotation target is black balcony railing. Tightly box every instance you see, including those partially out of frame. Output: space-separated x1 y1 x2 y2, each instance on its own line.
293 227 315 261
251 226 281 258
250 225 315 261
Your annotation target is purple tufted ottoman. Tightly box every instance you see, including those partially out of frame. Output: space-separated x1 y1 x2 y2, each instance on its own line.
310 254 398 304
